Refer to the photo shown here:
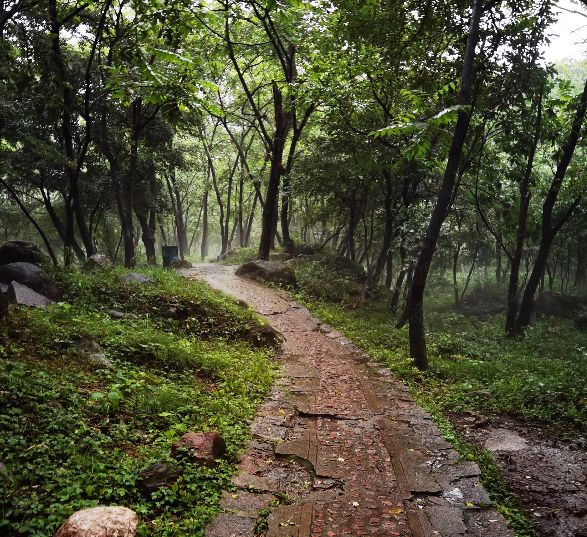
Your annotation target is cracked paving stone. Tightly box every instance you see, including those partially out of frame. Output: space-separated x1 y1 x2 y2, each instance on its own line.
186 264 514 537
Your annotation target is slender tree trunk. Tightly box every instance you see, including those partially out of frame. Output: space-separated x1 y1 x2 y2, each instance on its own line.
200 189 209 260
259 82 290 259
517 78 587 329
452 244 462 306
166 169 188 259
407 0 482 370
505 88 543 335
281 173 294 252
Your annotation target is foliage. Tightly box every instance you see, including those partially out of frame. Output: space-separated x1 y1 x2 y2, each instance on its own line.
0 270 275 536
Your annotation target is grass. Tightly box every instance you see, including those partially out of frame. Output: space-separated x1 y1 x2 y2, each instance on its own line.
0 267 275 536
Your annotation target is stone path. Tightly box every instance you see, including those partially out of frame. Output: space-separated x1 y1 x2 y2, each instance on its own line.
184 264 513 537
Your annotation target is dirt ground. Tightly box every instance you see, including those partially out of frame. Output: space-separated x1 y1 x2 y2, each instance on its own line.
452 412 587 537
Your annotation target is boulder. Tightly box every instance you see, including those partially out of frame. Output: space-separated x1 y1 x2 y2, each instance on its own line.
236 260 296 287
137 461 180 494
54 506 138 537
0 262 61 300
8 281 52 308
83 254 112 271
171 431 226 466
0 241 47 266
120 273 154 285
74 338 112 369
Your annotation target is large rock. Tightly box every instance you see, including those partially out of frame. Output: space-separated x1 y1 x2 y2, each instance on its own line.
0 241 47 266
137 461 180 493
54 506 138 537
8 281 52 308
83 254 112 271
236 260 296 287
171 431 226 466
0 262 61 300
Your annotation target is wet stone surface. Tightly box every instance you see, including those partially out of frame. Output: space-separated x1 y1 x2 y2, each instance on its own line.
186 264 514 537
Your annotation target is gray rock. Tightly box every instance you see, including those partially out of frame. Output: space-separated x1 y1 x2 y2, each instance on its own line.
235 260 297 287
8 281 52 308
484 428 528 452
0 262 61 300
120 273 154 284
54 506 138 537
108 309 126 320
74 338 112 369
83 254 112 271
137 461 180 493
0 241 48 266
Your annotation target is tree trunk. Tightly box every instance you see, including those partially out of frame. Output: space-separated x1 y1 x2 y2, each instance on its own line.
505 88 543 335
517 78 587 329
258 82 290 260
200 189 209 260
407 0 482 370
281 173 294 252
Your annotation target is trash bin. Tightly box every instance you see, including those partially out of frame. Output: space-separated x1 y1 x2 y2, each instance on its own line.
162 245 179 268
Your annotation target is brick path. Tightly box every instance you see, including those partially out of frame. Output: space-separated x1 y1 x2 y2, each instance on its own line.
185 265 513 537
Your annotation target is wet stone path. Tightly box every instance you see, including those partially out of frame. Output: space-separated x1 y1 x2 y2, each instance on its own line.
184 264 513 537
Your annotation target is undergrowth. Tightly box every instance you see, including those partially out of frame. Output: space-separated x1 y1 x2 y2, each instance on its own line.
0 268 275 536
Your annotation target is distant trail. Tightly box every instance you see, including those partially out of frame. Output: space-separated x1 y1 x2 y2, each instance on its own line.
184 264 512 537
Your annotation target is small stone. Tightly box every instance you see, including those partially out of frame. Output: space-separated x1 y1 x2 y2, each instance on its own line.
120 273 154 284
171 431 226 465
108 309 125 319
54 506 138 537
8 281 52 308
83 254 112 271
74 338 112 369
137 461 180 493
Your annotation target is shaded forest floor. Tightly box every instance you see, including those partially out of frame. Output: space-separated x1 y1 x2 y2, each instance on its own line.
0 268 278 536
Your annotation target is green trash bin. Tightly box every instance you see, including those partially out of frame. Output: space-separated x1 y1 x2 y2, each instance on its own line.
162 245 179 267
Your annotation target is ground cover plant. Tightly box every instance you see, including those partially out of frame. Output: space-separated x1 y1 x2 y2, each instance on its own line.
0 268 275 536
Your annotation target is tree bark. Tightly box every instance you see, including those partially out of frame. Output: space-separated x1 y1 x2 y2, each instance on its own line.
505 88 543 335
259 81 290 259
407 0 483 370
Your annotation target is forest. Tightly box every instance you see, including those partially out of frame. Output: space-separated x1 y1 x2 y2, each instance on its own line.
0 0 586 536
